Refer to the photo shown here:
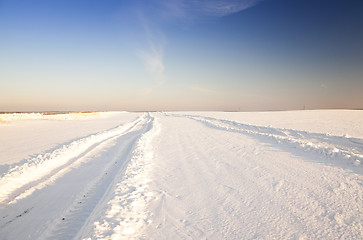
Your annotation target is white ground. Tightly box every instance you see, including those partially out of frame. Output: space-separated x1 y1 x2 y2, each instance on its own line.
0 110 362 239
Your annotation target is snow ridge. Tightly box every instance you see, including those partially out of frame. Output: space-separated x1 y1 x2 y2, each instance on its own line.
174 113 363 168
0 111 362 239
0 115 146 206
83 114 161 240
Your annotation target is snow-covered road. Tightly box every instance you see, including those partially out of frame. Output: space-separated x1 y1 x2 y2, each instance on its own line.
0 111 362 239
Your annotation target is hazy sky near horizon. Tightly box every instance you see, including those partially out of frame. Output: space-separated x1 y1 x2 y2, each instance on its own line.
1 0 363 111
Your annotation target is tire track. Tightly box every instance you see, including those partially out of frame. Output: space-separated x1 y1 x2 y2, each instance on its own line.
77 114 160 240
171 113 363 168
42 113 156 240
0 114 146 206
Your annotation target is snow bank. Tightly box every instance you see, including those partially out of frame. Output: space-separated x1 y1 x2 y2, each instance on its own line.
89 115 161 239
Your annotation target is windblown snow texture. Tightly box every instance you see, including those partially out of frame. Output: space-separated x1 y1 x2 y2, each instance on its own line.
0 111 362 239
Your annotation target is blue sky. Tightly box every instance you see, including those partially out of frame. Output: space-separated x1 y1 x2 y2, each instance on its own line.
1 0 363 111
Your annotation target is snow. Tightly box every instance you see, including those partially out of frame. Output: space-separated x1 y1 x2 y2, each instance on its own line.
0 112 141 166
183 110 363 138
0 112 105 123
0 110 362 239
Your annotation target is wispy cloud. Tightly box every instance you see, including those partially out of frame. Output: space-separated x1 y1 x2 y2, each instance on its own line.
155 0 262 20
191 0 262 17
137 0 261 86
138 13 167 84
139 46 165 83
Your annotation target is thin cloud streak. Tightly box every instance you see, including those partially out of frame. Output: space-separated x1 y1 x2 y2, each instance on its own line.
191 0 262 17
139 47 165 83
137 0 261 91
155 0 262 20
138 12 167 85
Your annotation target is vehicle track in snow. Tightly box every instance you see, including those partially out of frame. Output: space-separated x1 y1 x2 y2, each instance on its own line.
0 114 149 206
0 113 156 240
172 113 363 169
77 114 160 240
0 112 362 239
141 113 362 239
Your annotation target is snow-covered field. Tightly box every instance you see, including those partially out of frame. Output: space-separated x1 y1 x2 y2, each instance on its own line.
0 110 362 239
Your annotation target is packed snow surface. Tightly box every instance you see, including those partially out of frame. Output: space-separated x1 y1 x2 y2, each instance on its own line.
0 110 362 239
